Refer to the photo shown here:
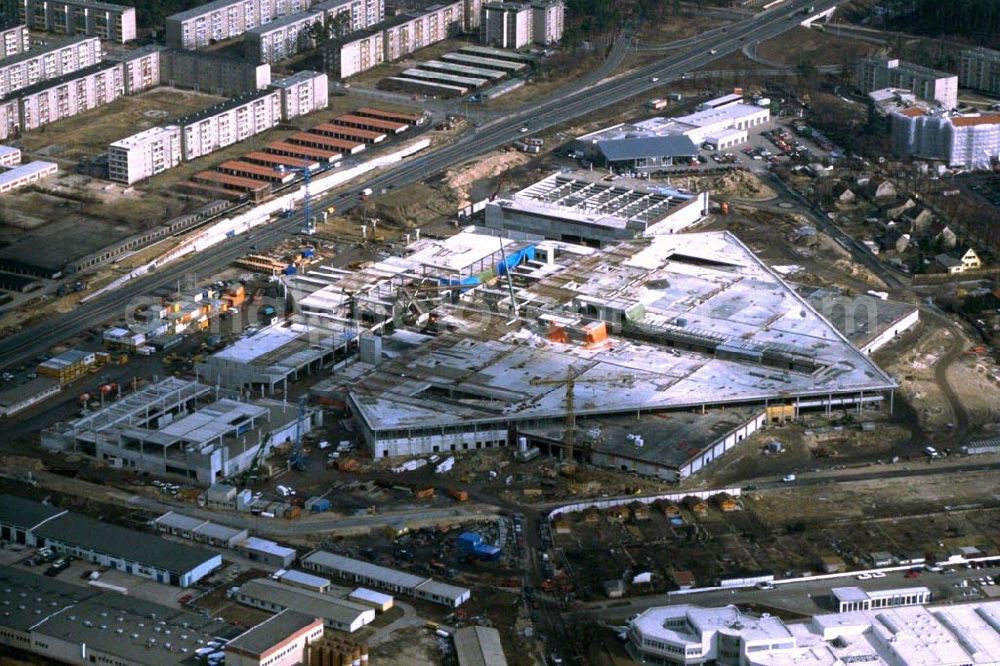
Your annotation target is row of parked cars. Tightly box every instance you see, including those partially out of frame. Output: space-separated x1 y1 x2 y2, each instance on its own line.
23 548 72 577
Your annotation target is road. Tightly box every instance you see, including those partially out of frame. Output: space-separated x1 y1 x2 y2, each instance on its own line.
0 0 840 369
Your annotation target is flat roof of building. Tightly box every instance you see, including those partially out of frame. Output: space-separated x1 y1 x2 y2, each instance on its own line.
246 10 322 33
0 35 96 69
279 569 331 589
382 77 467 95
596 135 698 161
342 231 896 434
494 170 700 228
243 150 319 171
0 494 68 531
440 52 527 72
239 536 296 559
237 578 373 626
226 609 319 657
349 587 393 605
399 68 489 87
175 89 276 127
526 407 763 470
271 70 325 88
355 107 423 122
35 510 220 574
415 579 471 602
303 551 428 589
0 376 60 408
194 170 270 192
454 626 508 666
1 61 120 104
799 287 917 351
109 125 180 150
632 604 792 644
267 141 341 161
294 130 364 150
0 145 20 158
334 113 408 131
419 60 507 79
0 160 57 187
458 44 537 62
154 511 207 533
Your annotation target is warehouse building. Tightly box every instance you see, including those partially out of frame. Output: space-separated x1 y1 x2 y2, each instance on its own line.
0 24 29 60
0 159 57 192
245 10 324 64
0 494 222 587
381 76 467 97
226 609 325 666
485 171 709 245
857 57 957 110
831 586 931 613
236 578 376 633
166 0 316 50
16 0 136 42
0 567 242 666
159 48 272 96
41 377 320 485
153 511 250 548
0 376 61 416
37 349 96 383
0 35 102 99
108 125 183 185
891 110 1000 170
270 70 329 120
176 88 282 161
236 536 298 568
455 626 508 666
301 550 471 607
349 587 393 612
960 47 1000 96
278 569 333 593
440 51 527 74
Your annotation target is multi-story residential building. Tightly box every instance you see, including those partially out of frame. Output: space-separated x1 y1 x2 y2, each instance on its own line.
159 48 271 96
0 36 102 99
891 109 1000 170
480 2 532 49
244 10 323 63
16 61 124 133
315 0 384 32
269 70 328 120
960 47 1000 96
0 25 30 60
108 125 183 184
176 88 282 161
165 0 316 50
106 44 163 94
530 0 562 44
382 1 463 62
856 57 958 110
0 99 18 138
326 28 383 79
462 0 482 32
17 0 136 43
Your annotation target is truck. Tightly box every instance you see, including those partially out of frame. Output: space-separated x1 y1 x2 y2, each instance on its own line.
448 488 469 502
360 187 373 198
414 487 435 499
646 98 667 110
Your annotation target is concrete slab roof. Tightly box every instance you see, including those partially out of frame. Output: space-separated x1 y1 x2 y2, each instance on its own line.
237 578 372 626
226 609 319 656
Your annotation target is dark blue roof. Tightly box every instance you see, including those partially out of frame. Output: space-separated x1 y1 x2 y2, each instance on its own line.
597 135 698 161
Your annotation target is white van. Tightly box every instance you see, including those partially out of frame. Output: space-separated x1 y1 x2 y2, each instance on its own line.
924 446 940 458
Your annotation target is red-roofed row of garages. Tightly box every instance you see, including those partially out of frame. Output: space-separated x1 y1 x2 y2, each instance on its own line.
189 106 424 199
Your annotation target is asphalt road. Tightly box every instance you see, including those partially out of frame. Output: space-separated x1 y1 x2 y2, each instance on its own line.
0 0 838 369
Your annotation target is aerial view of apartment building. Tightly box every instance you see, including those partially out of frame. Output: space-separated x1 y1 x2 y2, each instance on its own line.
165 0 315 50
16 0 137 43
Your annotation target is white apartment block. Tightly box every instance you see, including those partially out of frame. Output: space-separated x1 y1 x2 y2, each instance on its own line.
960 47 1000 96
270 70 328 120
315 0 384 32
530 0 562 45
856 57 958 110
107 45 163 94
177 88 282 161
17 0 137 43
481 2 532 49
892 110 1000 170
166 0 315 50
0 35 102 99
462 0 482 32
0 100 17 139
17 61 125 133
108 126 183 185
0 25 30 61
244 10 323 63
328 29 383 78
382 1 463 62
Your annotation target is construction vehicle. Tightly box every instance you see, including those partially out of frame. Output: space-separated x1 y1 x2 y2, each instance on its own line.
238 432 273 487
289 395 309 471
448 488 469 502
414 487 435 499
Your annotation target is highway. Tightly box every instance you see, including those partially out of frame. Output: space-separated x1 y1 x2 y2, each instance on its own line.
0 0 840 368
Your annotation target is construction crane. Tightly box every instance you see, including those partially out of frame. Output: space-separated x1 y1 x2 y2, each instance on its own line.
529 366 588 463
289 395 309 471
238 432 273 488
276 165 315 235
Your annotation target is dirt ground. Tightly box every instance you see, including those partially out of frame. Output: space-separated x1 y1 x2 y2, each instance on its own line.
370 625 442 665
884 325 958 433
671 170 776 201
756 26 881 67
945 353 1000 431
444 150 532 208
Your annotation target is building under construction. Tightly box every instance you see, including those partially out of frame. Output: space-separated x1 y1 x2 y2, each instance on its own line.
40 377 320 484
303 230 896 461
